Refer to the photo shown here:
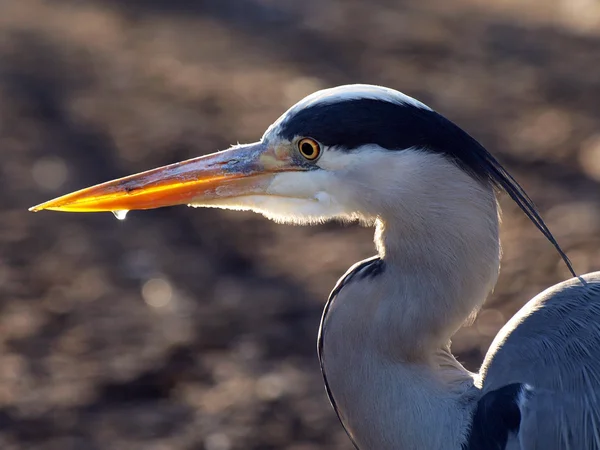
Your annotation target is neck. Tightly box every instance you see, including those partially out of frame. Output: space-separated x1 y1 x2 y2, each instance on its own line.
373 189 500 355
320 172 500 449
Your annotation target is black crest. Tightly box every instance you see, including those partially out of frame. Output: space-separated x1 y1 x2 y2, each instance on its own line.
277 97 575 276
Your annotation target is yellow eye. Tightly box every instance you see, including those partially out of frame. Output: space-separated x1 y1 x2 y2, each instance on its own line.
297 138 321 160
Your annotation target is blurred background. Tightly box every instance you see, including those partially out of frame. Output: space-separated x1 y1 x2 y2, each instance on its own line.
1 0 600 448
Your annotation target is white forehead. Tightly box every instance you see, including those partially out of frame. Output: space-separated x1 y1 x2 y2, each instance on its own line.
264 84 431 139
293 84 430 111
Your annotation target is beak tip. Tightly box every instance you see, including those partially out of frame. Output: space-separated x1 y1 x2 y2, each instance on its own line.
29 200 61 212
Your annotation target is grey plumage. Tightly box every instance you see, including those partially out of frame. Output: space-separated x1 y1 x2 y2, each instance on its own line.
476 274 600 449
321 258 600 450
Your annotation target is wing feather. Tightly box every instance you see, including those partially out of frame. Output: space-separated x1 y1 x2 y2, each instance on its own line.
478 273 600 450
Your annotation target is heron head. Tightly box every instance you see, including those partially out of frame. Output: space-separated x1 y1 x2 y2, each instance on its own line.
29 85 488 224
28 84 574 275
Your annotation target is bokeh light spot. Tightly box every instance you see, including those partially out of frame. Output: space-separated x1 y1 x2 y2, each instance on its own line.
255 373 286 401
579 134 600 181
32 156 68 191
142 277 173 308
205 433 231 450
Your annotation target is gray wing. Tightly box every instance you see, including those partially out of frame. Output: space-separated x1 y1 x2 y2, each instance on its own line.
476 272 600 450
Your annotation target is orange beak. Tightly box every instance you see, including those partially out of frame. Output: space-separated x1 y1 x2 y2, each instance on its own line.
29 142 306 214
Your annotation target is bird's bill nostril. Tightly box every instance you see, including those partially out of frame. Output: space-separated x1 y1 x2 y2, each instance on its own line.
28 142 302 214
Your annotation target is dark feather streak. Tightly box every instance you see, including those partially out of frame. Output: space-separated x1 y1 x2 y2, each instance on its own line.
464 383 529 450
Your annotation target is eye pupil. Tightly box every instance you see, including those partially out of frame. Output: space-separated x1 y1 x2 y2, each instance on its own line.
301 142 315 156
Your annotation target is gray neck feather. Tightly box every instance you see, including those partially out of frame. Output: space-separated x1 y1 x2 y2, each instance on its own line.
322 155 501 449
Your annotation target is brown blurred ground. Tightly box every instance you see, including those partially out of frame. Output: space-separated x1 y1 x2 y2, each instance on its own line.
1 0 600 448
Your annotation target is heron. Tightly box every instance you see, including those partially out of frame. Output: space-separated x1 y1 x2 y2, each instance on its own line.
30 84 600 449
